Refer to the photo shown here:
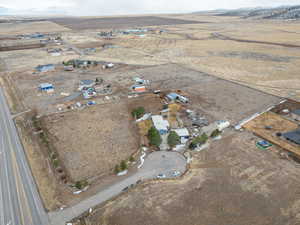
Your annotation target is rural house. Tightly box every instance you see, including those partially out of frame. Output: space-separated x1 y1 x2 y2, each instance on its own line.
152 115 170 135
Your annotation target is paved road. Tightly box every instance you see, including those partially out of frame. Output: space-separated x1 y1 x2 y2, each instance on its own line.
0 87 49 225
49 151 187 225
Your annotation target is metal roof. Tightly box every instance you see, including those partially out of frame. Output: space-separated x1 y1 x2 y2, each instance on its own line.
292 109 300 116
80 80 94 85
283 129 300 145
174 128 189 137
152 115 169 131
167 93 179 100
39 83 53 89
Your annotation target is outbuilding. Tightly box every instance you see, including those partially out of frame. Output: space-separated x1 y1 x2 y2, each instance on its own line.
36 64 55 72
39 83 54 92
79 80 95 91
174 128 190 144
291 109 300 121
166 93 189 103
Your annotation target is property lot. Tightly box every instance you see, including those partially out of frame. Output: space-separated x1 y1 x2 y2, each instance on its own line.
44 101 139 181
81 132 300 225
50 16 205 30
11 63 140 113
243 111 300 157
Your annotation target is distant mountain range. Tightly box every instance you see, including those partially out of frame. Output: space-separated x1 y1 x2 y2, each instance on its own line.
211 5 300 20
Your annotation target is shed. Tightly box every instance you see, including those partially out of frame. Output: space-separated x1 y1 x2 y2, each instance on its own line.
291 109 300 121
166 93 189 103
39 83 54 91
79 80 95 90
152 115 170 135
36 64 55 72
283 129 300 145
174 128 190 144
132 85 146 93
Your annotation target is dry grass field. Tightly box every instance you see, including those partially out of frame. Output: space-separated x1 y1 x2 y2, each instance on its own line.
43 102 139 181
1 15 299 100
1 13 300 216
50 16 205 30
243 111 300 157
81 132 300 225
0 21 70 35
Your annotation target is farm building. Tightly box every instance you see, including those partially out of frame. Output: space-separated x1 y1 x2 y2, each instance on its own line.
283 129 300 145
36 64 55 72
132 85 146 93
79 80 95 91
39 83 54 92
152 115 170 135
291 109 300 121
167 93 189 103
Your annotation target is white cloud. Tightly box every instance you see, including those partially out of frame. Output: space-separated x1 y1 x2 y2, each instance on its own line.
1 0 300 15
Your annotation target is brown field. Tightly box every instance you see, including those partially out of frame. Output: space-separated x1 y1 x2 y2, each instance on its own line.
43 101 139 181
243 111 300 157
50 16 206 30
80 132 300 225
1 13 300 217
0 21 70 35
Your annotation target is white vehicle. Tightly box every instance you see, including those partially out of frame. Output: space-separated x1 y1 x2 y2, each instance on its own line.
172 171 181 177
157 174 166 179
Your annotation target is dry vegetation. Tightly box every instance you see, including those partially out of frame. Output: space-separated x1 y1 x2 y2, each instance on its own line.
81 132 300 225
43 101 138 181
0 21 70 35
1 13 300 219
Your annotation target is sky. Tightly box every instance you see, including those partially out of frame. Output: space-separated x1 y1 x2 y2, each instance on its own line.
1 0 300 15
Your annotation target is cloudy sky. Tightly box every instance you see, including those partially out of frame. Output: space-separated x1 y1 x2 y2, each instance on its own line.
1 0 300 15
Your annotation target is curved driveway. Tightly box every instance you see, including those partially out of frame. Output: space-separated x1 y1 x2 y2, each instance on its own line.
49 151 187 225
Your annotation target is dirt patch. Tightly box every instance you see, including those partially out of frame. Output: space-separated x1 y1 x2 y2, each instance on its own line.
208 51 297 62
44 101 139 181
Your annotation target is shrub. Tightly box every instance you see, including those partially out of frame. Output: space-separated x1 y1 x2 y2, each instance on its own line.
211 129 221 138
168 131 181 147
75 180 88 190
52 159 59 168
189 133 208 149
114 164 120 174
131 107 145 119
129 155 135 162
148 127 162 147
120 160 128 171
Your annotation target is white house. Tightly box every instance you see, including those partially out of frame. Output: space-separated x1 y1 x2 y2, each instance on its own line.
152 115 170 135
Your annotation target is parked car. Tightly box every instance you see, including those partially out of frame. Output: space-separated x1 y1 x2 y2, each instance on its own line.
157 174 166 179
122 186 129 192
172 171 181 177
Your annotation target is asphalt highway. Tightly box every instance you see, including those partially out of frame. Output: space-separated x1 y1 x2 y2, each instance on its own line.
0 87 49 225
